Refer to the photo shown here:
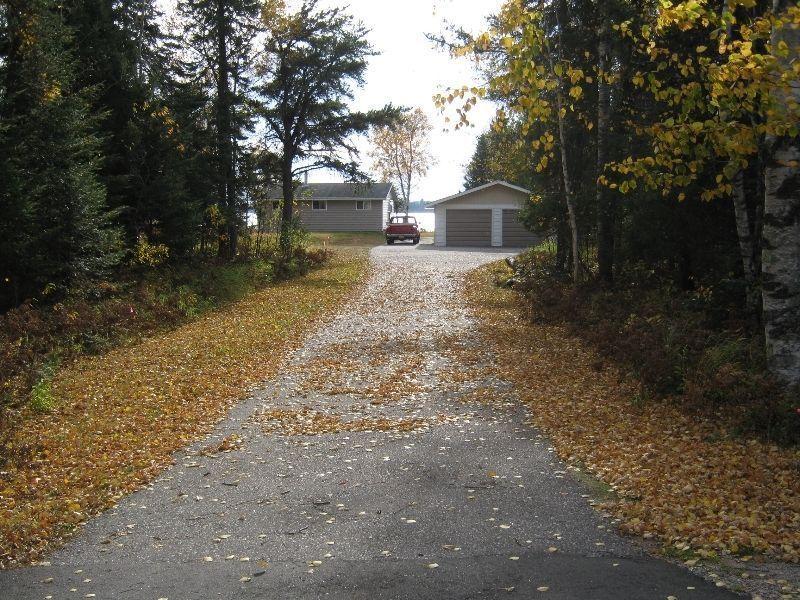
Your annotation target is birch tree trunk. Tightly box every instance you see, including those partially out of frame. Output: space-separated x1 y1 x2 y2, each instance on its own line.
762 0 800 386
554 0 581 283
555 91 581 283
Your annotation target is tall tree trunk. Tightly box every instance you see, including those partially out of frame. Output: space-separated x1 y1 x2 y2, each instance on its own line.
556 204 571 273
596 16 614 286
280 154 294 256
555 90 581 282
553 0 580 283
762 0 800 386
215 0 235 257
732 171 760 314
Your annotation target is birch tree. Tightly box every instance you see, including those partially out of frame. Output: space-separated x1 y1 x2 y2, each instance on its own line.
763 0 800 386
604 0 800 384
369 108 435 213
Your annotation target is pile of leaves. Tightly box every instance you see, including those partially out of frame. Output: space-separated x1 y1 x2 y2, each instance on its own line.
505 250 799 446
1 252 330 417
465 262 800 563
0 251 368 567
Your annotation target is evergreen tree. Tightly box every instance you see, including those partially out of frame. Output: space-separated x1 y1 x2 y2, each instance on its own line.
463 133 491 190
66 0 201 254
257 0 399 252
0 0 121 308
178 0 261 257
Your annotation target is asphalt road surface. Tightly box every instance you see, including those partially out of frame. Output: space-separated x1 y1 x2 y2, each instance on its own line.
0 243 741 599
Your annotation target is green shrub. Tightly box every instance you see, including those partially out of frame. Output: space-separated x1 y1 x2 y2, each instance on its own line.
174 285 201 318
29 377 55 413
133 234 170 267
29 358 60 413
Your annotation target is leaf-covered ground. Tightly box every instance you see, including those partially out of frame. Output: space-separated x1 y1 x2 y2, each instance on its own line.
0 244 753 598
0 250 369 567
465 262 800 566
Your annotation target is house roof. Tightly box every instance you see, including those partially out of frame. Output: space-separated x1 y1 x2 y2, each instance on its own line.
429 181 532 206
267 182 395 200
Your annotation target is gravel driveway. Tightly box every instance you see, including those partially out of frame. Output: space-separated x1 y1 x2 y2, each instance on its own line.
0 243 739 599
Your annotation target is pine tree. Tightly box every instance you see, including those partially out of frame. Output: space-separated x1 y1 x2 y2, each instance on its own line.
257 0 399 252
66 1 195 249
464 133 491 190
0 0 121 308
178 0 261 257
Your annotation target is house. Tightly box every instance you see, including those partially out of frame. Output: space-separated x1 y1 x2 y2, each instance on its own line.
432 181 539 247
265 182 396 232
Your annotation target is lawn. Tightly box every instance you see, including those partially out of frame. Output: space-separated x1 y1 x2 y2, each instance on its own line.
309 231 386 248
308 230 435 248
0 249 370 566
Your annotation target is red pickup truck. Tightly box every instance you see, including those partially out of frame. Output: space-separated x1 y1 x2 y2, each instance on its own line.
385 215 420 245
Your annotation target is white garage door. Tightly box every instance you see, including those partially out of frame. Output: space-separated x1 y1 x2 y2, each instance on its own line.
446 209 492 246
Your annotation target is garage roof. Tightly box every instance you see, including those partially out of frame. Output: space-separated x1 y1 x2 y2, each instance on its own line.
430 181 532 206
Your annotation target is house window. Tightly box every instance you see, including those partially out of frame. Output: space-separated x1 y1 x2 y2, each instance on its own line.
312 200 327 211
355 200 371 210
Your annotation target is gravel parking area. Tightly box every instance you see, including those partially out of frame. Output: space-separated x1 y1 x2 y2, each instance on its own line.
0 242 740 599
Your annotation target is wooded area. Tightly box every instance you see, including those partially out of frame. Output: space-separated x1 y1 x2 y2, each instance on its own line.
0 0 798 582
0 0 403 421
1 0 798 442
0 0 393 311
441 0 799 442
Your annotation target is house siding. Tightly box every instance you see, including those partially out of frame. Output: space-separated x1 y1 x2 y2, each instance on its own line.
382 194 390 229
266 200 385 232
434 205 447 246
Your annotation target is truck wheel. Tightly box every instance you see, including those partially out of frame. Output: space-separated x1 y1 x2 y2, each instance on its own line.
387 239 394 245
413 237 420 245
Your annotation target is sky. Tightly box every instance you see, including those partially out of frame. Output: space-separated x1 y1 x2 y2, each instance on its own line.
309 0 504 203
159 0 503 203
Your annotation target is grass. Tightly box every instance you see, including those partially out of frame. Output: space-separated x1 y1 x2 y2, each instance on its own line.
0 248 370 566
308 230 435 248
28 378 54 414
309 231 386 248
569 463 617 503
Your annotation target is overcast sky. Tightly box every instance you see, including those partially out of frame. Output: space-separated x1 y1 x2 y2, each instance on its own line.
160 0 502 202
310 0 503 202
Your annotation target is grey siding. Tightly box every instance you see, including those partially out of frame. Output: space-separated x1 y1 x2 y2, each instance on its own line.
445 209 492 246
502 209 538 247
266 200 385 232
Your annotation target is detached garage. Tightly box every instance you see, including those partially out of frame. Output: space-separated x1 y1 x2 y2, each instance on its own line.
432 181 538 248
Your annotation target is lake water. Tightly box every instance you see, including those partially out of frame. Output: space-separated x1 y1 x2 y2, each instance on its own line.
406 211 435 232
